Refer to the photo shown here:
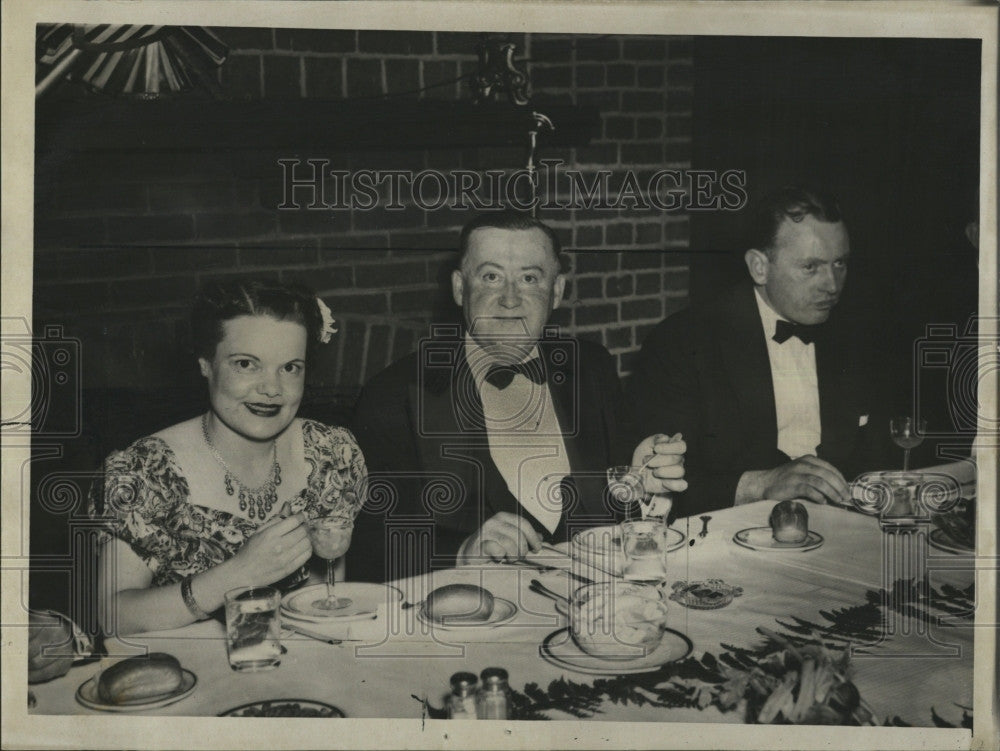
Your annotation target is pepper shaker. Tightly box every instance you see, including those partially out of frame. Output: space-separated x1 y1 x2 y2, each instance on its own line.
476 667 511 720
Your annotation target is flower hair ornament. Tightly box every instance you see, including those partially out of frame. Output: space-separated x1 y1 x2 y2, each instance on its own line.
316 297 338 343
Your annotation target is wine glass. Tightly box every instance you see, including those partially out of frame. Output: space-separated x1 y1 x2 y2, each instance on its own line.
606 465 648 521
890 416 926 471
306 514 355 611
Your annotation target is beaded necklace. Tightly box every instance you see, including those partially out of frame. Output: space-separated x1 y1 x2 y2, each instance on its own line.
201 414 282 520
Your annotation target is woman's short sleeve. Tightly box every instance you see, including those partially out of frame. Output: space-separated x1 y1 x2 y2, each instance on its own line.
300 421 368 520
87 437 190 577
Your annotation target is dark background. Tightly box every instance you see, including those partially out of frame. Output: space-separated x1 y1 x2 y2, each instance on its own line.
29 31 982 622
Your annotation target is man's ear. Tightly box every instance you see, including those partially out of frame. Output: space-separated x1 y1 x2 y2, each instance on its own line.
744 248 770 286
198 358 211 378
451 268 465 308
552 274 567 310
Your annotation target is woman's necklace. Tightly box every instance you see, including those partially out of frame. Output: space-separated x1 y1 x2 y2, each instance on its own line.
201 414 282 520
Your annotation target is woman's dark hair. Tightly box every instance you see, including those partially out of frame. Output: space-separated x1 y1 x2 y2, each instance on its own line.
747 185 844 255
191 279 324 361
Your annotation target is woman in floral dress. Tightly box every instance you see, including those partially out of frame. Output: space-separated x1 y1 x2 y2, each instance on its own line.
88 280 366 635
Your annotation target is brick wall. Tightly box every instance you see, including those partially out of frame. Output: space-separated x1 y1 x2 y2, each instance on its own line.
34 28 693 408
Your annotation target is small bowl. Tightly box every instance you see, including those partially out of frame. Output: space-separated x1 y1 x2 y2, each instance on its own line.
569 581 668 660
669 579 743 610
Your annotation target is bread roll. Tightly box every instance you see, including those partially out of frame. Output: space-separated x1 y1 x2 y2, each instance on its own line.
769 500 809 544
424 584 495 622
97 653 183 704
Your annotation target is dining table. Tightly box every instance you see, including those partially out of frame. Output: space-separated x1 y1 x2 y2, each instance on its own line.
28 499 976 727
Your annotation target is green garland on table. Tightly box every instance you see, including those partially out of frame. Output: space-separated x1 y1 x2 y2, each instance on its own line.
422 578 974 725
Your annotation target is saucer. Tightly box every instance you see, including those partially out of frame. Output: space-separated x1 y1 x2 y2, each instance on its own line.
733 527 823 552
219 699 346 717
76 669 196 712
282 583 401 622
540 627 692 675
417 597 517 630
928 528 974 555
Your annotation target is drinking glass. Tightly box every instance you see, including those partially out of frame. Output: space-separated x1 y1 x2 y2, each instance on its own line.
569 581 668 660
606 465 646 519
890 416 926 471
620 518 671 583
306 514 355 611
224 586 281 672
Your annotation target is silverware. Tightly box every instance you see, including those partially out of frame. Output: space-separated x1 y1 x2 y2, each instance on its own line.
283 623 343 645
529 578 569 606
699 515 712 538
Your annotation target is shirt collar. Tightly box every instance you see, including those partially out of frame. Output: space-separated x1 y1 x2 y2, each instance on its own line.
753 287 788 341
463 333 541 391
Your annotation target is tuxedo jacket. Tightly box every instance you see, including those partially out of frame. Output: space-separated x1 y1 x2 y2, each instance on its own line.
347 332 633 582
627 281 888 516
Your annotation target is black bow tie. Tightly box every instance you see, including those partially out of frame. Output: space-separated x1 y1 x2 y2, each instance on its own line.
773 319 820 345
484 358 545 390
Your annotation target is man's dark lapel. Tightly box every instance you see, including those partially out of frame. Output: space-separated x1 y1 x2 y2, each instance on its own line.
717 283 779 456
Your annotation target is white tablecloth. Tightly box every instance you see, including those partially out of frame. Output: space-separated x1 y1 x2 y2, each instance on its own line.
29 502 974 725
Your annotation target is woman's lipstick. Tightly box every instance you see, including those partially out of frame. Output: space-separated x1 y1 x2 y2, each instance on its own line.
245 403 281 417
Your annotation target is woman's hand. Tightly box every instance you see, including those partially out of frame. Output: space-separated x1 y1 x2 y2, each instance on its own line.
230 512 313 587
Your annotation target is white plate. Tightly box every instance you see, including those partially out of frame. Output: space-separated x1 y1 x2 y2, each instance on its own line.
571 525 686 576
76 669 196 712
281 583 401 622
417 597 517 630
928 528 974 556
733 527 824 552
540 627 692 675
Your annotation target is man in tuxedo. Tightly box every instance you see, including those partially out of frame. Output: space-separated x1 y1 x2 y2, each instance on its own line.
629 186 883 516
349 211 685 582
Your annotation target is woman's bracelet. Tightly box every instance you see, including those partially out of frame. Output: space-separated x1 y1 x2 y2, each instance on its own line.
181 575 211 621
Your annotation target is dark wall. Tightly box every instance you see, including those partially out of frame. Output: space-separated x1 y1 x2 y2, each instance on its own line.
690 36 981 441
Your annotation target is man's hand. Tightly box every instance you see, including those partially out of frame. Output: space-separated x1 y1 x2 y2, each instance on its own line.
456 512 542 565
632 433 688 495
739 456 850 505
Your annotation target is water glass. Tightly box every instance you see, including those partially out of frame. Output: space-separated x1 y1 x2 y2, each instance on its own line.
620 519 670 583
225 586 281 672
569 581 668 660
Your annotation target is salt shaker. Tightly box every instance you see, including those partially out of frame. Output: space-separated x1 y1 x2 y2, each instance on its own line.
476 667 511 720
447 672 479 719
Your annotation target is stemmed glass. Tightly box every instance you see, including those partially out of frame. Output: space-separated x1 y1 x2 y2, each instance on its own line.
890 416 926 471
306 514 355 611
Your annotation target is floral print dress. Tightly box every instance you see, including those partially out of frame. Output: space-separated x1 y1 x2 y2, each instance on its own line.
87 419 367 587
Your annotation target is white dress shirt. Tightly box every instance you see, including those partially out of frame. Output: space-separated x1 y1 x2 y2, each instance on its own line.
465 337 570 533
754 289 822 459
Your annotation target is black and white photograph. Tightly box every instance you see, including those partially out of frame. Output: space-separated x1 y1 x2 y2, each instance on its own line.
3 1 997 749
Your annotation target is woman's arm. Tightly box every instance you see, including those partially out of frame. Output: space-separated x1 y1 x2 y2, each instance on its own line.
97 515 312 636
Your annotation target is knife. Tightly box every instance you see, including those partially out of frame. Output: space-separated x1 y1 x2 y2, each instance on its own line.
282 623 343 645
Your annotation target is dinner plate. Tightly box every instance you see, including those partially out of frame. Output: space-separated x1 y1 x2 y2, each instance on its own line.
281 583 401 622
928 528 975 555
219 699 346 717
540 627 692 675
571 525 686 576
417 597 517 630
732 527 824 552
76 669 196 712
